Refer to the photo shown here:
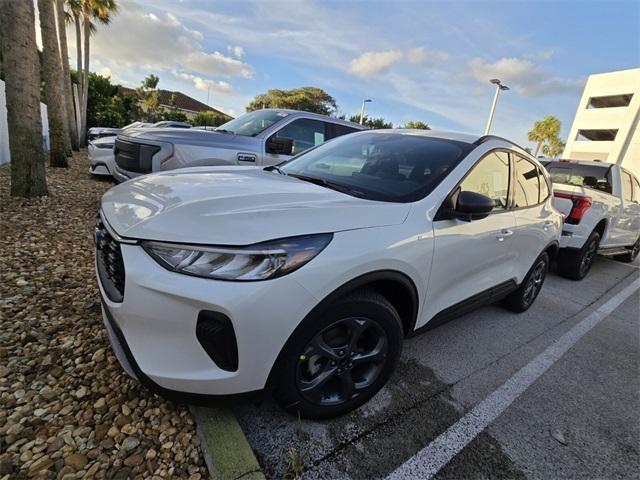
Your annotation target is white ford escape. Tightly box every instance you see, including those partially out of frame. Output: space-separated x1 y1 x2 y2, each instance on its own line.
96 130 562 418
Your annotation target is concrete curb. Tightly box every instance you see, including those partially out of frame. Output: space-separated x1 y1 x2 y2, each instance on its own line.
191 406 265 480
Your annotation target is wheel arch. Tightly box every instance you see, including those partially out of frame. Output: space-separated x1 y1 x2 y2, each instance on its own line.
592 218 607 239
265 270 419 389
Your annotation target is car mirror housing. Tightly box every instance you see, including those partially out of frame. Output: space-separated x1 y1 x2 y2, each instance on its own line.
448 190 495 222
267 136 294 155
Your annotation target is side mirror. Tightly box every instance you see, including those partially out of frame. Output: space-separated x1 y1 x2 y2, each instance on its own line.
447 190 495 222
266 136 294 155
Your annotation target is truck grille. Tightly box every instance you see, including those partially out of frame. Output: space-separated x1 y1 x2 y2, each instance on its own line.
95 214 126 302
114 138 160 174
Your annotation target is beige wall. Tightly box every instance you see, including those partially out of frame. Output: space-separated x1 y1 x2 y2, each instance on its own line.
563 68 640 177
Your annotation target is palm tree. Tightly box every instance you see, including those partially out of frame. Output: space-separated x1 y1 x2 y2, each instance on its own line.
56 0 80 150
39 0 71 167
0 0 48 196
67 0 118 144
527 115 562 157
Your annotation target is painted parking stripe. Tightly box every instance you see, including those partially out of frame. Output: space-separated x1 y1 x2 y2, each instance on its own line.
387 278 640 480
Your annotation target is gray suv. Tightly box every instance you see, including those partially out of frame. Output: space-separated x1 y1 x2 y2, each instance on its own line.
112 109 365 183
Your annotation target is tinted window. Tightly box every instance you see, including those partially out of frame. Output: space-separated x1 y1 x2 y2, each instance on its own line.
622 171 633 202
459 151 510 211
545 162 612 194
281 132 474 203
329 123 361 139
276 119 327 155
514 156 540 207
217 110 290 136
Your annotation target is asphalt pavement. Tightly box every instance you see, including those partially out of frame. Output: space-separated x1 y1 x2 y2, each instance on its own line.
234 255 640 480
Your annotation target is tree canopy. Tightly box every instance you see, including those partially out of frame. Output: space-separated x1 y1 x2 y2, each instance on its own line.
347 115 393 129
402 120 430 130
246 87 338 115
527 115 565 158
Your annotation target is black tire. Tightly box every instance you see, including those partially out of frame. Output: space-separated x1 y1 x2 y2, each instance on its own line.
614 236 640 263
557 231 600 280
274 289 403 419
503 252 549 313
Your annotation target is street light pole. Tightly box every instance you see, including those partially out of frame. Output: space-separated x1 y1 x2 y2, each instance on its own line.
359 99 372 125
484 79 509 135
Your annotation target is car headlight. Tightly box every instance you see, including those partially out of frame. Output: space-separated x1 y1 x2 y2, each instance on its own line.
142 234 333 281
94 142 114 149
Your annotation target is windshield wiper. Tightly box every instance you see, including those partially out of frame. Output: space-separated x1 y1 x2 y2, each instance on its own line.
264 165 287 175
288 174 366 198
214 128 234 134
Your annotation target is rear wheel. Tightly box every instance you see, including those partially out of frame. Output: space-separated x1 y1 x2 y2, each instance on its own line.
557 231 600 280
614 236 640 263
274 290 403 419
503 252 549 313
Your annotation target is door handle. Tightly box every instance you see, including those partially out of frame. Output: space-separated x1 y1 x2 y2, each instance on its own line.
543 220 554 229
496 229 513 242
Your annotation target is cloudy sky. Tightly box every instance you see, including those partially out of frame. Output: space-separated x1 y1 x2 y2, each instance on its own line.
64 0 638 147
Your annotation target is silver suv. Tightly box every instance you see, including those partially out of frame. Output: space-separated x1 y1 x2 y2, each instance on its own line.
112 109 365 183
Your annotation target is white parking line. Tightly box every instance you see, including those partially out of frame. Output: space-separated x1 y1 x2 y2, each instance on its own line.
387 278 640 480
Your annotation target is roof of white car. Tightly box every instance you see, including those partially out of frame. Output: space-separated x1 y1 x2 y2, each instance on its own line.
370 129 480 143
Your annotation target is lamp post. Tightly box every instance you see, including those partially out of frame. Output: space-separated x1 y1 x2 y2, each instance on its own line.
359 98 372 125
485 79 509 135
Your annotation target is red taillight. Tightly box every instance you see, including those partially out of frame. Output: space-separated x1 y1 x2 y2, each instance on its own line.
554 192 592 224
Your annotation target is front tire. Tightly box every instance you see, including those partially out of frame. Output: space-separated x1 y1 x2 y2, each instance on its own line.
557 231 600 280
274 290 403 419
503 252 549 313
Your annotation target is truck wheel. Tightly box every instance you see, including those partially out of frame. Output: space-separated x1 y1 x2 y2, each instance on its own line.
503 252 549 313
615 236 640 263
274 289 403 419
557 231 600 280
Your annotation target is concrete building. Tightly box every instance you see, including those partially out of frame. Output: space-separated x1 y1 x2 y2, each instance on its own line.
562 68 639 177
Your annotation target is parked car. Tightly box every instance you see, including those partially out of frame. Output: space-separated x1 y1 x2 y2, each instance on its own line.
88 136 117 176
544 159 640 279
87 121 152 141
96 130 562 418
111 109 366 183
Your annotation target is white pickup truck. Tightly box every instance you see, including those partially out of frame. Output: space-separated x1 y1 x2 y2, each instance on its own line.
544 159 640 279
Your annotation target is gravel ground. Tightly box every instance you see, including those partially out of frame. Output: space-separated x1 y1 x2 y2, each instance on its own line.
0 152 209 479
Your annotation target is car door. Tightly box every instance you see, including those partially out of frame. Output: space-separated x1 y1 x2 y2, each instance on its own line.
511 154 558 282
262 118 328 166
427 150 517 321
620 169 640 244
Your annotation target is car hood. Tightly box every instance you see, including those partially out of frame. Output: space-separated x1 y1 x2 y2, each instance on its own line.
122 127 256 149
101 167 411 245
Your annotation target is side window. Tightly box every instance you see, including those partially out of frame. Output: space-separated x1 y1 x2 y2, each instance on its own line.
621 171 633 202
538 167 550 201
459 151 510 211
632 176 640 203
275 119 326 155
328 123 360 140
514 156 541 207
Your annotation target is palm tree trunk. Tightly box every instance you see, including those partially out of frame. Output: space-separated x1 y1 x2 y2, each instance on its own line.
74 14 83 137
80 4 90 145
534 141 543 157
38 0 70 167
0 0 48 196
55 0 79 150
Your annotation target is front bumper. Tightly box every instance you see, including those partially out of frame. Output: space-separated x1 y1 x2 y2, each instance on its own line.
97 243 319 396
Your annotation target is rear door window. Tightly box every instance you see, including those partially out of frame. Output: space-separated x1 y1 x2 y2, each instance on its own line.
545 162 612 194
514 156 541 207
328 123 361 140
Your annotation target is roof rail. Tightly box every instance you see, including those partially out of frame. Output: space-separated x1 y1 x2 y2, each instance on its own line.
473 135 530 154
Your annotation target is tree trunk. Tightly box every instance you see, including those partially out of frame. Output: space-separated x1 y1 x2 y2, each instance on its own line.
534 141 543 157
38 0 69 167
74 14 83 138
80 5 90 145
55 0 79 151
0 0 48 196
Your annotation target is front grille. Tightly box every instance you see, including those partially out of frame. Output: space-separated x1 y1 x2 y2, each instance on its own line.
114 138 160 174
95 214 125 302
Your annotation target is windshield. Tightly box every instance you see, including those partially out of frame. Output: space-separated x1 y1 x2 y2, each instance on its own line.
216 110 290 136
545 161 613 194
281 131 474 202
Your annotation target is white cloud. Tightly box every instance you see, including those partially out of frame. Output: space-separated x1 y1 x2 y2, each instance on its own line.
468 57 583 96
72 3 254 80
174 71 233 94
348 47 448 76
227 45 244 58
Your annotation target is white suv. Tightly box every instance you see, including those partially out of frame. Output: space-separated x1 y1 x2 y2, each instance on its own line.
96 130 562 418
